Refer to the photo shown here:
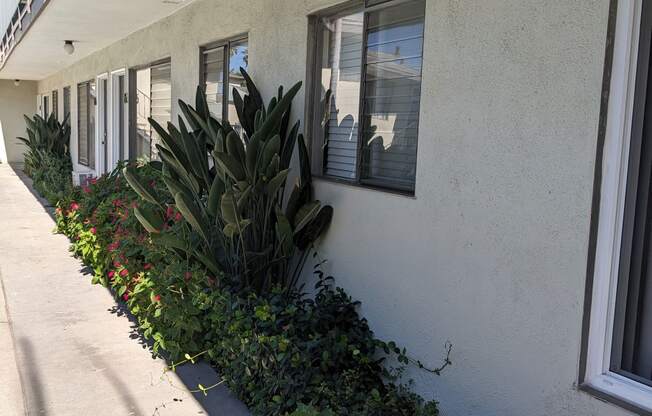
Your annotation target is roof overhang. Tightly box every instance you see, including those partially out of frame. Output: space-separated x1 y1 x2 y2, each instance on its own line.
0 0 196 81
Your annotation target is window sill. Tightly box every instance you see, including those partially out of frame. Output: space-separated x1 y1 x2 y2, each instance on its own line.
313 174 417 199
581 372 652 415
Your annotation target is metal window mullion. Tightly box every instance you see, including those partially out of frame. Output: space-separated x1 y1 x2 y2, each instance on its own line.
354 11 370 183
222 42 230 123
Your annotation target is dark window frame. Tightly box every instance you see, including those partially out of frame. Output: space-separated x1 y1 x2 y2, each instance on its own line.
306 0 426 196
199 34 248 123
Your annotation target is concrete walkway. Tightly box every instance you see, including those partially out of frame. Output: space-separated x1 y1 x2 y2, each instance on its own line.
0 164 249 416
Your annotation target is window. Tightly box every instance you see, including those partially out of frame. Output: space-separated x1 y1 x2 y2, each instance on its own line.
42 95 49 119
129 59 171 160
308 0 426 194
78 80 96 168
200 36 248 135
583 0 652 412
52 90 58 121
63 86 71 123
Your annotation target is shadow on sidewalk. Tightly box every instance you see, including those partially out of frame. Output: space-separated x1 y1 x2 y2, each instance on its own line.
7 164 56 221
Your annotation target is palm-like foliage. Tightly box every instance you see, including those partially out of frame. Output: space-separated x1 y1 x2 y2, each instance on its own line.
125 69 332 293
18 113 70 176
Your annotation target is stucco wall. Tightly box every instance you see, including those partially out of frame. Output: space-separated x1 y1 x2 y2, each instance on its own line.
36 0 630 415
0 79 37 163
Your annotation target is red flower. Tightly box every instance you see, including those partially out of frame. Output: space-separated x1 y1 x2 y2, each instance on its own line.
122 293 129 301
90 178 98 185
165 206 174 220
90 227 96 234
107 270 115 280
174 212 183 222
69 202 79 211
153 295 161 302
119 269 129 277
113 260 122 268
143 263 152 271
82 186 91 194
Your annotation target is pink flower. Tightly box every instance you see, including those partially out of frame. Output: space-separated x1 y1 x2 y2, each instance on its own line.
119 269 128 277
113 260 122 268
143 263 152 271
90 227 96 234
82 186 91 194
69 202 79 211
90 178 98 185
174 212 183 222
107 270 115 280
122 293 129 301
153 295 161 302
165 206 174 220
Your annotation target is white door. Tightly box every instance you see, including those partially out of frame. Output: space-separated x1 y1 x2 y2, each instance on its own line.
96 74 109 175
110 69 128 168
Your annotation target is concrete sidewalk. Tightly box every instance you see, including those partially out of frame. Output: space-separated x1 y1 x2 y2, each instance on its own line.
0 164 249 416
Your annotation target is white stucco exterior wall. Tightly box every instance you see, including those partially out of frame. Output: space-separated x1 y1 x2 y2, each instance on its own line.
35 0 631 415
0 79 37 163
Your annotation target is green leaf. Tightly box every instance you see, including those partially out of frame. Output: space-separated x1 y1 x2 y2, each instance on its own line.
174 192 210 243
123 167 160 206
220 191 239 224
207 176 225 217
134 206 163 234
213 152 246 182
266 169 289 195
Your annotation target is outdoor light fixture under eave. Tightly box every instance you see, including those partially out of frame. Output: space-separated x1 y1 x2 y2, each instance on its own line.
13 79 20 86
64 40 75 55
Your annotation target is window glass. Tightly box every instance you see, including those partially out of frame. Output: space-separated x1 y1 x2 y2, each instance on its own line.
227 38 249 135
203 46 225 119
360 1 425 192
320 13 364 180
611 0 652 387
201 37 248 136
131 60 171 160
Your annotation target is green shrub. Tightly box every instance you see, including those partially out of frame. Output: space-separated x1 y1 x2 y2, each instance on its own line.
31 151 72 205
18 113 72 204
55 163 449 416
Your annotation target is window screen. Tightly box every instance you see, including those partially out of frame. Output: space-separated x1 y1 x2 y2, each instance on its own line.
77 80 96 168
314 0 425 194
52 90 58 121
